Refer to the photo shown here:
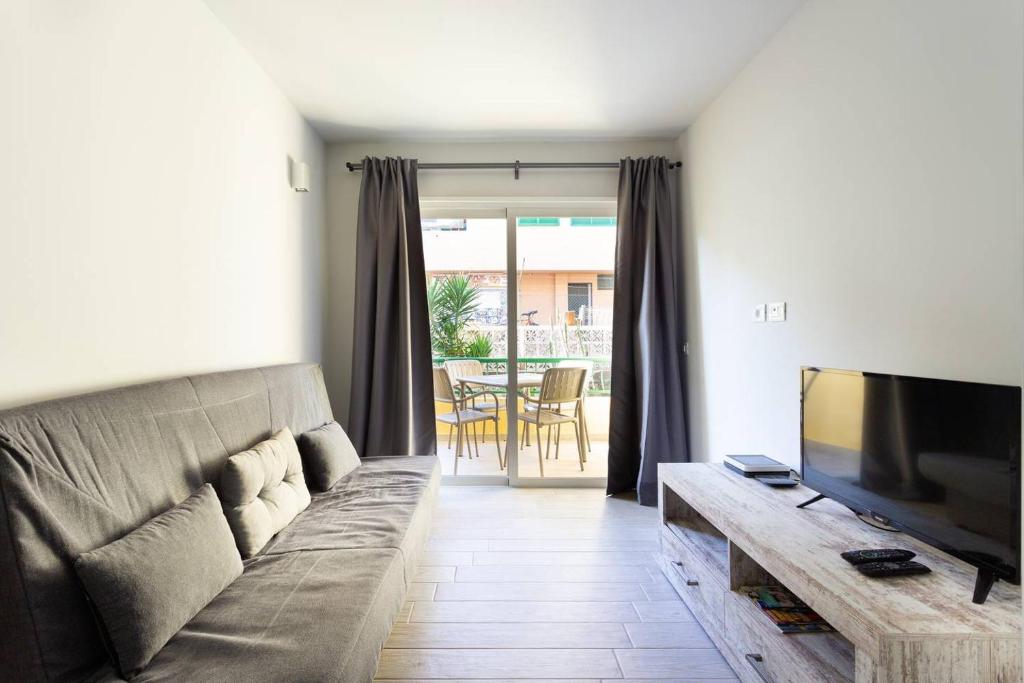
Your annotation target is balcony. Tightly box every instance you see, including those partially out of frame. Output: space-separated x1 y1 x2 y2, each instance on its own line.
433 355 610 478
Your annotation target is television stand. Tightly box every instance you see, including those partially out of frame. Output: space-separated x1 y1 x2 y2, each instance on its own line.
658 463 1021 683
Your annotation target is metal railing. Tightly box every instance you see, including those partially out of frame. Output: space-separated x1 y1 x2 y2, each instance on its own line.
431 356 611 395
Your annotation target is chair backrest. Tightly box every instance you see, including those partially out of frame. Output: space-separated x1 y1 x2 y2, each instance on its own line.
556 359 595 392
443 359 484 385
538 366 587 404
432 367 457 403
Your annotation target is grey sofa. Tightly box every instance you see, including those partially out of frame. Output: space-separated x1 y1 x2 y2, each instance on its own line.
0 363 440 682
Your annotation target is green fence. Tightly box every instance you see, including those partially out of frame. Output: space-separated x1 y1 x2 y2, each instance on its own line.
432 356 612 395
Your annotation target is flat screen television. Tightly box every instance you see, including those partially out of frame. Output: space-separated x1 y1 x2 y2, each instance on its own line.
800 367 1021 603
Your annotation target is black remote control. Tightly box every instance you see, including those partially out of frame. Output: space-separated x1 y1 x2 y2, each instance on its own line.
856 560 931 577
841 549 916 565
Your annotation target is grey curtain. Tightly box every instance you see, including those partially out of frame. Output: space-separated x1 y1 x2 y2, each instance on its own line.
607 156 689 505
348 157 436 456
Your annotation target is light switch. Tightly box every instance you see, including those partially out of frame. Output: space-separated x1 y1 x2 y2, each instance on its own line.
767 301 786 322
753 304 766 323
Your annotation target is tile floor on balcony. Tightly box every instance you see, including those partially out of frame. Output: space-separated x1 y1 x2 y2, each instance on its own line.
436 428 609 478
374 486 738 682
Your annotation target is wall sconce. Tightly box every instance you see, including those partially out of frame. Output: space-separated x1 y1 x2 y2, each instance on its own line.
290 159 310 192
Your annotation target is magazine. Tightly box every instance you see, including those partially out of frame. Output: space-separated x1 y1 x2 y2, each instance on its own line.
742 585 834 634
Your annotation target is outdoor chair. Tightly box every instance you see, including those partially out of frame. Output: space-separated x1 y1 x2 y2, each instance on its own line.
433 366 503 475
516 366 587 476
443 359 503 446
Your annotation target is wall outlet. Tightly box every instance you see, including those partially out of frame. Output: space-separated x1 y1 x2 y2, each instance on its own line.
767 301 786 322
753 304 766 322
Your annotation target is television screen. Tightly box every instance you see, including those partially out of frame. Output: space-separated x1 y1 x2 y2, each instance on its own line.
801 367 1021 584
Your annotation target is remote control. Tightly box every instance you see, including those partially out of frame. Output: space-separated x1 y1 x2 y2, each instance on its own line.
841 549 916 565
856 560 931 578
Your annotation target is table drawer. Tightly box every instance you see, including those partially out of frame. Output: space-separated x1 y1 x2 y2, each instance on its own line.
723 591 854 683
660 525 726 632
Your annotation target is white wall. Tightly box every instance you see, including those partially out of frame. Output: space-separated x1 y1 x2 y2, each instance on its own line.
0 1 326 409
678 0 1024 468
325 140 675 424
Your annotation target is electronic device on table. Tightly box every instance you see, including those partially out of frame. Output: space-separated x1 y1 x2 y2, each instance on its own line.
799 366 1021 604
725 454 799 487
841 548 916 564
855 561 932 578
724 454 791 476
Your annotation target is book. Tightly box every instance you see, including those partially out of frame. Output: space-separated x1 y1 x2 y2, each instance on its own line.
741 585 834 634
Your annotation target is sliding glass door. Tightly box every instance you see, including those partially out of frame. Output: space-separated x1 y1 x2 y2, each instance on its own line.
422 207 510 484
508 206 615 486
422 201 616 487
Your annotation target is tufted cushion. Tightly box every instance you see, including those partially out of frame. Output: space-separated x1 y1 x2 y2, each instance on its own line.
219 427 311 558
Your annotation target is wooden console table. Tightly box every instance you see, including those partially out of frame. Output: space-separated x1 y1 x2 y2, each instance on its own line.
658 463 1021 683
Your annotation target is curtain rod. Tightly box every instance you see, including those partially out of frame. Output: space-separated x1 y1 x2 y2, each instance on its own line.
345 160 681 180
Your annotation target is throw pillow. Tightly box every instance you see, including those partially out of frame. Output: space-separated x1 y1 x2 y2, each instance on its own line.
219 426 311 557
74 484 242 678
296 420 361 491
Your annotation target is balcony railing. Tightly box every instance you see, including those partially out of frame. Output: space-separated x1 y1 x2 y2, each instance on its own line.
432 355 611 395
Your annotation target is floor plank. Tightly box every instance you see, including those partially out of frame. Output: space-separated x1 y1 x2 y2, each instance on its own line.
454 565 655 583
427 539 490 552
385 622 632 649
434 582 649 602
375 649 623 679
487 538 659 552
624 622 715 648
422 551 475 566
408 583 438 601
376 680 598 683
614 649 736 679
632 601 697 623
472 551 657 566
410 601 640 623
416 566 457 583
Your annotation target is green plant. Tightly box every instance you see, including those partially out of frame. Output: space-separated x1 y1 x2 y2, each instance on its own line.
426 274 481 356
466 333 493 358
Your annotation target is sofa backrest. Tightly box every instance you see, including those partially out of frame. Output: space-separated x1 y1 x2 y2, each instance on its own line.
0 363 333 682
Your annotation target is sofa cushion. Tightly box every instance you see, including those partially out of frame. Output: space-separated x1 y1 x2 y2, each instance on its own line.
219 427 311 557
134 548 407 683
0 363 332 683
74 484 243 679
297 421 361 491
262 456 439 576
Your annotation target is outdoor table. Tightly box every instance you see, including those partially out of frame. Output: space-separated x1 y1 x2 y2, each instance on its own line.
454 373 545 448
455 373 544 392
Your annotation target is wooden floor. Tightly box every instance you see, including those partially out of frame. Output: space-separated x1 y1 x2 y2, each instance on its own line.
375 486 738 682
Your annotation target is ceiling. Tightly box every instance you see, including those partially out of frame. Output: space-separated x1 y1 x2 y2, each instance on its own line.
202 0 805 141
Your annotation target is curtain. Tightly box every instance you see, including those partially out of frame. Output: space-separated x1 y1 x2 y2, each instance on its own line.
607 156 689 505
348 157 436 456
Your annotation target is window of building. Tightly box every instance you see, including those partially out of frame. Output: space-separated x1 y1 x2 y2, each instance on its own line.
570 217 616 227
597 274 614 290
422 218 467 231
567 282 593 324
518 217 561 227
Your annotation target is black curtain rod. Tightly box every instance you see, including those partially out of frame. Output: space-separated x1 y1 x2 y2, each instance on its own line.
345 160 681 179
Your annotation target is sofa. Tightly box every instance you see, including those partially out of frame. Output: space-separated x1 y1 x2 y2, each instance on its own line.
0 363 440 682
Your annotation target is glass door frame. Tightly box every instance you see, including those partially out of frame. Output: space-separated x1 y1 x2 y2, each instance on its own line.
422 198 616 488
